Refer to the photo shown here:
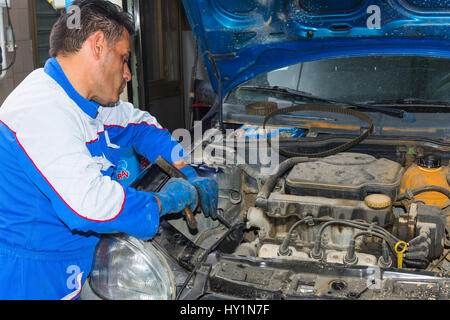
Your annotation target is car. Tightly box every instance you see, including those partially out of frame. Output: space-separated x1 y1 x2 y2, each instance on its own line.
80 0 450 300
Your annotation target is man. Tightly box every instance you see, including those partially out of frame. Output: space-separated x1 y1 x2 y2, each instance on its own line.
0 0 217 299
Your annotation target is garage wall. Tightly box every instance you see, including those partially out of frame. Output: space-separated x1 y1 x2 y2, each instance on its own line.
0 0 34 105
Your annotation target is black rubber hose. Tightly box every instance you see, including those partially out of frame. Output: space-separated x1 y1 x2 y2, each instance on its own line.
256 105 375 207
255 156 313 208
396 186 450 201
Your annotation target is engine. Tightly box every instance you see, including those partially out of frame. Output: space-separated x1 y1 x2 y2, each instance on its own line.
217 152 449 269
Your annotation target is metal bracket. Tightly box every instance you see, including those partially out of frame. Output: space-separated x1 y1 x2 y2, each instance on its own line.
178 264 212 300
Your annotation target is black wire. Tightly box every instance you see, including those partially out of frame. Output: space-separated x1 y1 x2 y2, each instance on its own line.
352 231 391 245
429 250 450 272
349 227 399 258
349 220 402 244
313 219 399 257
280 216 400 260
279 217 332 255
1 0 16 72
318 220 378 241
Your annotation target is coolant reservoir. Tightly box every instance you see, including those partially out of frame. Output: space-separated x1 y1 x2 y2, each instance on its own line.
400 155 449 208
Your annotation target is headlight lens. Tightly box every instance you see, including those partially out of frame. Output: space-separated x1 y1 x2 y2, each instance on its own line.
90 234 175 300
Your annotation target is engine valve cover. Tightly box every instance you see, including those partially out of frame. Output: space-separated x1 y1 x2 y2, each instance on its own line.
285 153 403 201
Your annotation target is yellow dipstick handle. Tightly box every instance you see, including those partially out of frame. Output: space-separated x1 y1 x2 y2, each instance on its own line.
394 241 407 269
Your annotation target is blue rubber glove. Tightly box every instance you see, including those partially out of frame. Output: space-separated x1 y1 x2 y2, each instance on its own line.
180 166 218 218
153 178 198 217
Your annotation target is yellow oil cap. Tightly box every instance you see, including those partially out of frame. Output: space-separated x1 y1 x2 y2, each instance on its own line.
364 194 392 209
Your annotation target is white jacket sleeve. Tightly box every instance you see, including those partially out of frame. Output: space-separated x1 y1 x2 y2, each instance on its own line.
13 102 160 239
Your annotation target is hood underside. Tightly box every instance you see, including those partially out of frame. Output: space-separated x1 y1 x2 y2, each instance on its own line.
181 0 450 96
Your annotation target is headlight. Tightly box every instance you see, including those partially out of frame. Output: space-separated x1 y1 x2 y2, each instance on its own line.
90 234 176 300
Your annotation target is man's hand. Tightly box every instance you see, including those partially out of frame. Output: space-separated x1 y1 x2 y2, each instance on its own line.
180 166 218 218
153 178 198 217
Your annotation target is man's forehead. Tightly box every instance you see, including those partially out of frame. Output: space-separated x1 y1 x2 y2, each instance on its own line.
114 31 131 55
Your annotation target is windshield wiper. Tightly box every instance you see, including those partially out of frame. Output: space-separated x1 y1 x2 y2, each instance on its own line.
366 98 450 107
239 85 416 122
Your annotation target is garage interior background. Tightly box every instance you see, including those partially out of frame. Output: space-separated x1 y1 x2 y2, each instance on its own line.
0 0 209 131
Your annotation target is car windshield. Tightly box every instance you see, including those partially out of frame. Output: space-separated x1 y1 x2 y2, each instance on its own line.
231 55 450 106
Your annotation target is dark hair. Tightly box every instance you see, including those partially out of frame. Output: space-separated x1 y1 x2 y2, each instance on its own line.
49 0 134 57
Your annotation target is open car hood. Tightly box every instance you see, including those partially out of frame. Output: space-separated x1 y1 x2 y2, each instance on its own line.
181 0 450 97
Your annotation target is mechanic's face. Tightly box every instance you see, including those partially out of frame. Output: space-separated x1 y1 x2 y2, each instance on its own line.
96 29 131 105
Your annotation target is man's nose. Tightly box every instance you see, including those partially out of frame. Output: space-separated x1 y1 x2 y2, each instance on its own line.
123 63 132 82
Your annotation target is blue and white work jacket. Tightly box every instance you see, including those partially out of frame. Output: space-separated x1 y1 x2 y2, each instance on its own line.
0 57 183 299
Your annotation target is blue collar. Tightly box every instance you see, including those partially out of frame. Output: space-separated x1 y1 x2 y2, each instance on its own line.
44 57 100 119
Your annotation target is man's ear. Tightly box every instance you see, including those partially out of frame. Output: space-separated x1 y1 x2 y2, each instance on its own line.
89 30 106 60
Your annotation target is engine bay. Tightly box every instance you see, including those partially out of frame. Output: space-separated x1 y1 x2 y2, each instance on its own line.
187 137 450 275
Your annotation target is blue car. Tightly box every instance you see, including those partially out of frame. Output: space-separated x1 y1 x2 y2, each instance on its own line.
82 0 449 300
